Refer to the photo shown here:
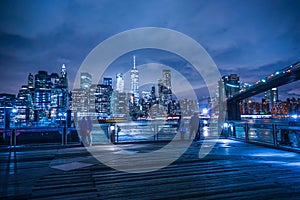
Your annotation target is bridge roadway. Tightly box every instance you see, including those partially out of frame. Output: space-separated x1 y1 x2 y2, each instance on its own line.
226 61 300 120
1 139 300 199
229 61 300 102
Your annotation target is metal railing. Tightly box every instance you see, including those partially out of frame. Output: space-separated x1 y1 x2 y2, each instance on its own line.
92 120 184 144
0 126 79 147
1 118 222 147
0 120 184 147
224 120 300 151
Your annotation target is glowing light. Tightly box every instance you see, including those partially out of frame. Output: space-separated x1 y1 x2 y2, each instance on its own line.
12 108 18 113
291 114 298 119
202 108 208 115
223 122 229 128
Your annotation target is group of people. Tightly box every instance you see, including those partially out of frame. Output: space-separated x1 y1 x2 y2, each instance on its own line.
78 116 93 146
179 112 203 141
78 112 202 145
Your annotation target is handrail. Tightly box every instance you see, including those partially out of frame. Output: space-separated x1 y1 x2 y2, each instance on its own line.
226 121 300 151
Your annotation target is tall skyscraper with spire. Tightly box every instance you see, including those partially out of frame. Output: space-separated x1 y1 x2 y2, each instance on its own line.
61 64 67 78
130 56 139 105
60 64 68 88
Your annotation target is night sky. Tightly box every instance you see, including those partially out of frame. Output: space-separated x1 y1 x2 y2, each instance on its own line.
1 0 300 102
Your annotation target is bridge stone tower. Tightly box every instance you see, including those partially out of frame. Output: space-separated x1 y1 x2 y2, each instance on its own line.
219 74 241 120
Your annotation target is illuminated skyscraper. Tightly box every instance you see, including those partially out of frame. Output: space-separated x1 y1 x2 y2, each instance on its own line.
60 64 68 88
130 56 139 105
265 87 278 111
116 73 124 93
61 64 67 78
271 87 278 103
163 69 171 90
35 71 51 89
94 84 112 116
28 73 34 89
103 77 112 86
80 72 92 90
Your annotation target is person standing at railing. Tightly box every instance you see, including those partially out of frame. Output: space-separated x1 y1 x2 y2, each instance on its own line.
86 116 93 146
179 121 187 140
189 112 199 140
78 117 88 146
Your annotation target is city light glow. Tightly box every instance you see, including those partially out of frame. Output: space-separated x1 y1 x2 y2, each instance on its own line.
11 108 18 113
291 114 298 119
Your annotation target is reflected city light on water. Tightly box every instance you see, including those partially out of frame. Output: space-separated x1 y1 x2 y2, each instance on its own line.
256 160 287 165
203 126 209 137
256 161 300 168
285 162 300 166
251 152 296 158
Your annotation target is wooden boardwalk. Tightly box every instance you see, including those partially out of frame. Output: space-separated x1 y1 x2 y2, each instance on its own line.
1 140 300 199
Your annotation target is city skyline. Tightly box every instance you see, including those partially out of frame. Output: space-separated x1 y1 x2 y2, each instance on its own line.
2 55 299 104
1 0 300 101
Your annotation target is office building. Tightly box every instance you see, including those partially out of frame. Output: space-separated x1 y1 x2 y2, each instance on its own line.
80 72 92 90
103 77 113 86
94 84 112 117
35 71 51 89
111 91 128 116
71 88 89 112
116 73 124 93
28 73 34 89
163 69 172 90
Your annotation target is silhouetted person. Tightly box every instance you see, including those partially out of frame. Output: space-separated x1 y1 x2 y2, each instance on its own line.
189 112 199 140
78 117 88 146
179 121 187 140
177 115 182 132
86 116 93 146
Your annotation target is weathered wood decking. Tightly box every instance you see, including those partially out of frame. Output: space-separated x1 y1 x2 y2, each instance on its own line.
1 140 300 199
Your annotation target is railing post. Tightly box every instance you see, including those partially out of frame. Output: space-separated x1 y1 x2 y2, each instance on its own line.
13 129 16 146
10 130 12 146
61 127 64 146
156 124 159 141
245 123 249 142
153 124 156 141
9 129 16 147
61 125 67 146
116 124 119 143
272 124 278 147
65 125 68 145
109 124 116 144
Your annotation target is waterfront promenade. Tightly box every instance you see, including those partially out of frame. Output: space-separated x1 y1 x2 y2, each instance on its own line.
1 139 300 199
